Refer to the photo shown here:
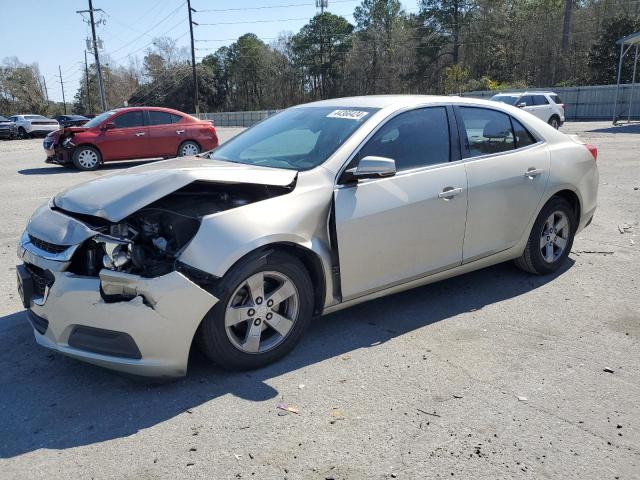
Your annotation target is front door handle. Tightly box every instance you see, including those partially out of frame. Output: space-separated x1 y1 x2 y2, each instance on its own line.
438 187 463 200
135 132 146 137
524 167 543 178
176 129 185 134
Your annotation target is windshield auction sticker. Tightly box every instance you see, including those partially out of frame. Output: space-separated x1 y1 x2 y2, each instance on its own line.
326 109 370 120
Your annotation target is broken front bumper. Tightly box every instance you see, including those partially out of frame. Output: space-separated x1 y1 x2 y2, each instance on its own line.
17 230 218 378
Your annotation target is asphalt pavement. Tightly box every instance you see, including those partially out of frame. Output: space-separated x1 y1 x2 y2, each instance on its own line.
0 123 638 479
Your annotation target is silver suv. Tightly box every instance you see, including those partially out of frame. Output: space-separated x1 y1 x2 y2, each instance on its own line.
490 92 565 129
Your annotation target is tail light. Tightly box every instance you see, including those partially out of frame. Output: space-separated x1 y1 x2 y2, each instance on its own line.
585 144 597 161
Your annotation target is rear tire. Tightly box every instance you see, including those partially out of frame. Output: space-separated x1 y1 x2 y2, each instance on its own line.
72 145 101 171
198 251 313 370
515 197 576 275
177 140 200 157
548 116 560 129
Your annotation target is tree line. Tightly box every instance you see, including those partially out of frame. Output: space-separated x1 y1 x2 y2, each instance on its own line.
1 0 640 116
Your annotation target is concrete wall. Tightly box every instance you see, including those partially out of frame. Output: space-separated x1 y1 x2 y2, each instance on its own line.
461 84 640 121
196 110 281 127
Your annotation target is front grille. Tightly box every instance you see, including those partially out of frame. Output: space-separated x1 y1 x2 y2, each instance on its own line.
25 263 54 297
28 234 69 254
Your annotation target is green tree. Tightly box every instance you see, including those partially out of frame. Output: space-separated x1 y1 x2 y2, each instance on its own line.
588 15 640 84
291 13 354 98
419 0 477 64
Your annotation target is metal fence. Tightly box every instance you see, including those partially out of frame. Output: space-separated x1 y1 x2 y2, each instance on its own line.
196 84 639 125
461 84 640 121
196 109 281 127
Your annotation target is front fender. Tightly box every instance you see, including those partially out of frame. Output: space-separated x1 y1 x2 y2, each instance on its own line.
177 170 336 303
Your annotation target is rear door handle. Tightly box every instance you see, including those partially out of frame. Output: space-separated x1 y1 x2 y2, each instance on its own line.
176 129 185 134
438 187 463 200
135 132 146 137
524 168 543 178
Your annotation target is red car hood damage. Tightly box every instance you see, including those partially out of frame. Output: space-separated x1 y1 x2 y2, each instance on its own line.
53 157 298 222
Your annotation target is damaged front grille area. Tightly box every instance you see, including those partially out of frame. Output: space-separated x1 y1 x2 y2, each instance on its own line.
66 180 293 280
25 263 54 297
28 234 69 254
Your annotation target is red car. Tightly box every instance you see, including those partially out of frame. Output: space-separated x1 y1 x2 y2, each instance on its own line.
43 107 219 171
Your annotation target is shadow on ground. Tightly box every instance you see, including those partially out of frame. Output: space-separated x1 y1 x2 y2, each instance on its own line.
586 123 640 134
0 260 573 458
18 159 161 175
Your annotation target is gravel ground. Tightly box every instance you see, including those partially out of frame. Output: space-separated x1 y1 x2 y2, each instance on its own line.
0 123 638 479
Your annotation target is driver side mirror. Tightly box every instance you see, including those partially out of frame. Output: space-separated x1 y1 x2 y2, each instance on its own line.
101 122 116 131
341 156 397 183
517 102 527 108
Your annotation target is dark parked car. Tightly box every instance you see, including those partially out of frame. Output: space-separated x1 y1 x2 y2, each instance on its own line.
55 115 90 128
0 115 18 139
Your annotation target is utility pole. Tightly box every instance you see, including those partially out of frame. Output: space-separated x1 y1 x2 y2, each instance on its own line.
42 76 49 103
187 0 199 115
77 0 107 111
58 65 67 114
84 50 92 113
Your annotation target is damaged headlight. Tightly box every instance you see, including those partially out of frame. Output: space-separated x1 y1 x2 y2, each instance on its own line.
71 209 201 278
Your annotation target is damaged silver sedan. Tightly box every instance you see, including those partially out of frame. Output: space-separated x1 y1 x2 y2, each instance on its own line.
17 96 599 377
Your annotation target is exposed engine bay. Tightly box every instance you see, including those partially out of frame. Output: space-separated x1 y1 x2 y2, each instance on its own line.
65 181 293 278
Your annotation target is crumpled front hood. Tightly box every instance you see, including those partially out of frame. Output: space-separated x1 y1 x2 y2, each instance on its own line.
54 157 297 222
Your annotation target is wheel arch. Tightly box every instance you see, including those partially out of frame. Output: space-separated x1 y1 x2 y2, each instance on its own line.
549 188 581 222
73 142 103 160
223 242 327 317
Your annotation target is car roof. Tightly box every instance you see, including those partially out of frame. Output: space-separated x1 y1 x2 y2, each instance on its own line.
492 91 557 96
297 94 527 110
108 106 187 115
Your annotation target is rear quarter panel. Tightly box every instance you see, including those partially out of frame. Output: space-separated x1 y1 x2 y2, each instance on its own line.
545 141 599 231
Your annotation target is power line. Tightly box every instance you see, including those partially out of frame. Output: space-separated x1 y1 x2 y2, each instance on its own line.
197 0 358 13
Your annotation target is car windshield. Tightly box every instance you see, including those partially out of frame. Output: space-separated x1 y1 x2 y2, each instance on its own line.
84 111 116 128
490 95 519 106
210 106 379 171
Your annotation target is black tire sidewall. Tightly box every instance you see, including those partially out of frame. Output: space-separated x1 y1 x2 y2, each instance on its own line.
527 197 576 274
198 251 314 370
72 146 101 171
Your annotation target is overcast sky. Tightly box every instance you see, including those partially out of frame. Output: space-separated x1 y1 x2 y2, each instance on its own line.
1 0 418 103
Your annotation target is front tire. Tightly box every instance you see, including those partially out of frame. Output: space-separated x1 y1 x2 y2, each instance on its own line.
17 127 29 139
72 145 101 171
515 197 576 275
198 252 313 370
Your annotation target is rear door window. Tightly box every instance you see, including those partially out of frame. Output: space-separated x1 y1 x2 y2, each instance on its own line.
113 111 144 128
149 111 175 126
459 107 515 157
533 95 549 105
511 117 537 149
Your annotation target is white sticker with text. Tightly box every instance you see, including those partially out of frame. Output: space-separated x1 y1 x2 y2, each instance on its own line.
326 109 369 120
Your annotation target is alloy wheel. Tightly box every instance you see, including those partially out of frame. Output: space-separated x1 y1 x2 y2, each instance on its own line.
225 271 300 354
180 142 199 156
540 210 570 263
76 149 99 169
